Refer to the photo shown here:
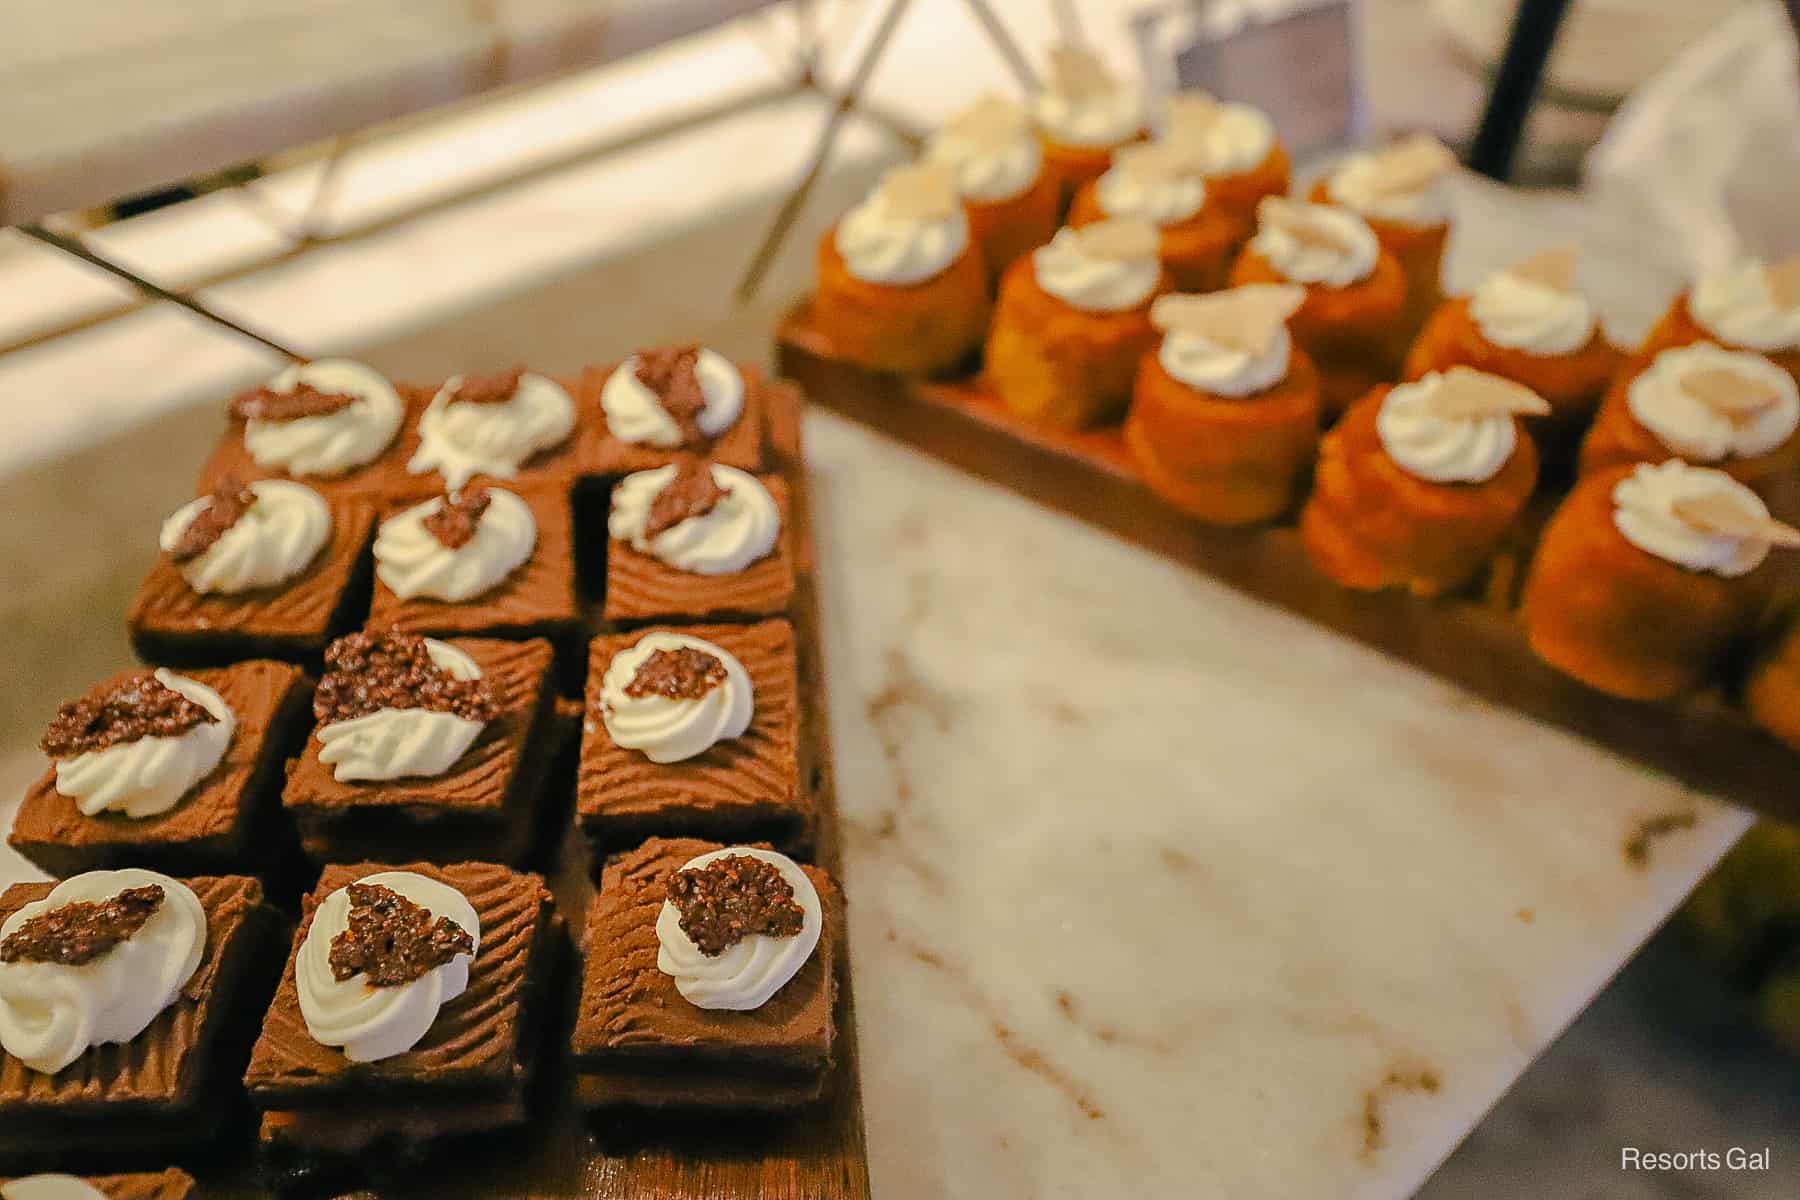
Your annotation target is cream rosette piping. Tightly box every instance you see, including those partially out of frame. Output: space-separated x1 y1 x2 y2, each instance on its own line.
315 640 488 782
241 359 403 477
601 350 744 448
1469 247 1595 356
52 669 235 819
1032 221 1161 313
408 372 575 490
656 847 822 1011
834 163 970 286
0 870 206 1074
1627 342 1800 462
926 95 1042 204
600 631 753 764
1376 370 1547 484
1032 46 1142 148
1162 92 1275 176
1692 258 1800 353
1611 460 1784 578
374 488 537 601
608 464 779 575
1324 134 1456 227
160 479 331 594
296 871 480 1063
1249 199 1378 289
1151 285 1303 398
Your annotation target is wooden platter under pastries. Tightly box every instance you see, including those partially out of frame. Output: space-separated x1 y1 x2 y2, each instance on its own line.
777 309 1800 827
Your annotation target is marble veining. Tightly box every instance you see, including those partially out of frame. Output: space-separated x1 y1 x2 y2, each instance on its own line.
805 410 1748 1199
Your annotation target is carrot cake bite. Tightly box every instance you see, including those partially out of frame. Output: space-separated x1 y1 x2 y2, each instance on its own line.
1068 140 1248 292
1301 368 1544 596
1031 45 1145 211
986 218 1168 428
1125 284 1318 524
1230 198 1406 418
1640 256 1800 385
1159 90 1289 224
1525 460 1798 699
812 163 989 375
925 95 1061 283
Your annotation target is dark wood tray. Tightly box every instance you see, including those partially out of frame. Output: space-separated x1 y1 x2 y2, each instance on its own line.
777 300 1800 827
195 380 870 1198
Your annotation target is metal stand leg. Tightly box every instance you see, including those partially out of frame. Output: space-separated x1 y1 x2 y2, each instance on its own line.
735 0 915 302
732 0 1040 301
1466 0 1573 181
20 224 306 361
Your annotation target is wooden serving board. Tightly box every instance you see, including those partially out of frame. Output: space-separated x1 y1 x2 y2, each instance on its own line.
777 301 1800 828
169 381 870 1199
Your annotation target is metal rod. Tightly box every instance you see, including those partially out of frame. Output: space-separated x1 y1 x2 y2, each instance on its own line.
961 0 1039 92
734 0 915 302
1466 0 1573 181
19 224 306 361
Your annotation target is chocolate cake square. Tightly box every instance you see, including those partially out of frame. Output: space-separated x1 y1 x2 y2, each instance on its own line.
127 495 377 668
0 875 278 1164
0 1170 196 1199
8 661 313 879
577 621 809 849
573 361 768 479
365 484 582 654
384 376 585 499
571 837 839 1109
195 383 423 502
282 637 559 865
243 861 559 1157
602 474 797 625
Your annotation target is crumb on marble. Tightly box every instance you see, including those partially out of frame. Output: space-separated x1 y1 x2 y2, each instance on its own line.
1623 810 1698 869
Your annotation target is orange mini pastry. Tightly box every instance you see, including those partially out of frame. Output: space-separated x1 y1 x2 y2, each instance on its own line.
1031 46 1146 214
925 95 1061 284
813 163 989 374
1300 368 1545 596
1311 134 1458 354
1230 199 1407 419
1578 342 1800 501
1126 285 1317 524
1162 91 1290 225
986 219 1169 429
1639 256 1800 386
1068 142 1249 292
1745 606 1800 750
1524 460 1798 700
1405 247 1622 454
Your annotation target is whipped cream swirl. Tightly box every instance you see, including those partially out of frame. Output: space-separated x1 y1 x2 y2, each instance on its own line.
1163 100 1275 175
1250 203 1378 288
1612 460 1771 577
407 372 574 490
1325 149 1450 226
1032 83 1142 148
374 488 536 601
1692 260 1800 353
834 186 971 286
600 631 753 764
609 464 779 575
1627 342 1800 462
53 669 234 819
1376 373 1520 484
601 351 743 448
241 360 403 478
1469 268 1595 355
925 125 1042 204
296 870 479 1062
1032 227 1160 313
0 1176 110 1200
316 640 487 782
1095 158 1206 226
160 479 331 594
656 847 822 1011
1159 324 1291 398
0 870 206 1074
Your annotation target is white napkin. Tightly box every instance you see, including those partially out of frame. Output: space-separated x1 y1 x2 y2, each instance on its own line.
1586 3 1800 278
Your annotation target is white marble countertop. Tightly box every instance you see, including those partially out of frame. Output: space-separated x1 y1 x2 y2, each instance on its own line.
0 2 1765 1195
